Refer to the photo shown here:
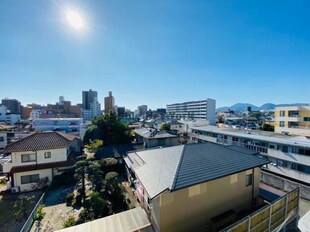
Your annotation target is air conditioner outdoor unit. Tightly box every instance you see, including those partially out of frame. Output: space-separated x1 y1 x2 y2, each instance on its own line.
11 187 20 193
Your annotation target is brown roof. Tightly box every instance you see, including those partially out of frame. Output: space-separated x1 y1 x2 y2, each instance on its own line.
2 131 79 153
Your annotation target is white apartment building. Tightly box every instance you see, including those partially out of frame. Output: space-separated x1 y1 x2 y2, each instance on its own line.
29 109 44 121
190 125 310 198
33 118 84 137
0 105 21 125
166 99 216 125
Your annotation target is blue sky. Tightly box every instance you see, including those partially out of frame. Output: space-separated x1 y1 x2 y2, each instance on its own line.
0 0 309 110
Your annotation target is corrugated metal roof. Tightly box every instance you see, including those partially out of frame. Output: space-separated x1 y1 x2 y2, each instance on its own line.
55 207 153 232
171 143 269 191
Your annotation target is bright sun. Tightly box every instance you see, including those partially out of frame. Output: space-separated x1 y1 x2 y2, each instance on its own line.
66 10 85 30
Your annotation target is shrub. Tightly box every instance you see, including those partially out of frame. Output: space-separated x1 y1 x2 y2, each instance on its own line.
63 216 76 228
66 193 74 206
105 172 118 180
34 205 45 221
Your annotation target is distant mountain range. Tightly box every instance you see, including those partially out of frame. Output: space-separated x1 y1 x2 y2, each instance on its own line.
217 103 309 112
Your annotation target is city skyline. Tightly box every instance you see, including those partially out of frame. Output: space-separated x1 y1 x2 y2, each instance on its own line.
1 0 309 109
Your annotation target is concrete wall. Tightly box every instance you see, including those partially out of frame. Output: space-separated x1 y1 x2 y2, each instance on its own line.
261 171 310 200
14 168 53 192
151 168 260 232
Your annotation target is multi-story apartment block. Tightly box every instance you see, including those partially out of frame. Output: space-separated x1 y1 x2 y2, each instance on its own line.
137 105 148 116
190 125 310 198
166 99 216 125
274 105 310 136
125 143 269 232
1 98 22 114
33 118 84 137
1 132 81 192
104 91 115 113
0 105 21 125
82 89 98 110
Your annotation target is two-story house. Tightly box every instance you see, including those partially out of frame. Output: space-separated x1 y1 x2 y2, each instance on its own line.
125 143 269 232
134 128 179 148
1 131 81 192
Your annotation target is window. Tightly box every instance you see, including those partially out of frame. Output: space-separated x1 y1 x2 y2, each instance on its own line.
280 121 285 127
44 152 51 158
304 117 310 122
246 174 253 186
21 154 36 163
21 174 39 184
0 137 4 142
280 111 285 117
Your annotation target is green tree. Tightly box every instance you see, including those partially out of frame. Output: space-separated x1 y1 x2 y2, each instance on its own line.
85 139 103 153
74 155 89 202
83 111 132 145
160 123 170 131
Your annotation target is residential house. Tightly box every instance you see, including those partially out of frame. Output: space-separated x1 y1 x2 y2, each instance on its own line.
134 128 179 148
125 143 269 232
1 131 81 192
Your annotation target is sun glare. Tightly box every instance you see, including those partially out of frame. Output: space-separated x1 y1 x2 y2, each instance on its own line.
65 9 85 30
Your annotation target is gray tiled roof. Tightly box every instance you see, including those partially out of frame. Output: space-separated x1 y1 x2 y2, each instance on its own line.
2 131 78 153
171 143 269 191
127 143 269 199
134 128 178 139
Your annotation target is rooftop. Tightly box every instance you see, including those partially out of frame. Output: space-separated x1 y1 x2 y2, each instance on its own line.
55 207 152 232
125 143 268 199
191 126 310 148
134 128 178 139
2 131 78 153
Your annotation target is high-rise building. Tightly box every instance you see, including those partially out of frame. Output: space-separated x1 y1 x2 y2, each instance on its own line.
104 91 115 113
59 96 65 104
137 105 148 116
166 99 216 125
82 89 98 110
117 107 126 117
1 98 22 114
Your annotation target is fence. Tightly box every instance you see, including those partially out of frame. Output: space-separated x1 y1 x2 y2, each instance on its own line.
20 192 46 232
220 187 300 232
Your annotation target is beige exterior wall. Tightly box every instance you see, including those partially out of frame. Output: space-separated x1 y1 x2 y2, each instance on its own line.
274 106 310 135
149 168 260 232
10 148 67 167
14 168 53 192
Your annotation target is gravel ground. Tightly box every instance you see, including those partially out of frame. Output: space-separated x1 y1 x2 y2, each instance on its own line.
30 186 81 232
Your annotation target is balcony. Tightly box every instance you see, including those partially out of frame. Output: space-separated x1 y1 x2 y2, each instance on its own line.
2 159 13 173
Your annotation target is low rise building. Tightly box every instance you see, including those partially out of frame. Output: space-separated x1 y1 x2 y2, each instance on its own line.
125 143 269 232
1 131 81 192
190 125 310 196
33 118 84 137
274 105 310 136
134 128 179 148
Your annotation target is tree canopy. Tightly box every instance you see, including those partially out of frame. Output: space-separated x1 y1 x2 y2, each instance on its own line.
83 112 132 145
